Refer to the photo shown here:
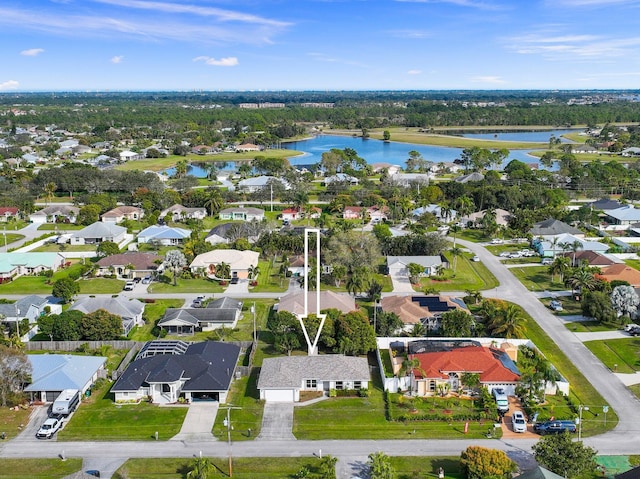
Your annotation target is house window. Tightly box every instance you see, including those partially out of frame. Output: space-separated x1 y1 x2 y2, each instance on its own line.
429 381 436 392
335 381 344 390
305 379 317 389
354 381 362 390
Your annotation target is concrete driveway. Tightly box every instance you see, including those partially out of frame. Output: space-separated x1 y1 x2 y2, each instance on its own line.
257 403 295 440
390 271 415 293
170 403 219 441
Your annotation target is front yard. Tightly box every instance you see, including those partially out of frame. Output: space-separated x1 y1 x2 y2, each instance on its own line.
418 254 498 291
584 338 640 374
0 459 83 479
510 265 567 292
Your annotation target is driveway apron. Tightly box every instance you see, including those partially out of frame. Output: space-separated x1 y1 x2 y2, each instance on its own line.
257 403 295 440
170 402 219 441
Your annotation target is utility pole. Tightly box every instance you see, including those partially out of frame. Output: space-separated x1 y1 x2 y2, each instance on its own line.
222 405 241 477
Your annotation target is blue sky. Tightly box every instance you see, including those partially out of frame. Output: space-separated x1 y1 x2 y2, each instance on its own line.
2 0 640 91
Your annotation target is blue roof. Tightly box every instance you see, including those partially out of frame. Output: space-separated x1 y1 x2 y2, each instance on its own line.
25 354 106 392
138 225 191 240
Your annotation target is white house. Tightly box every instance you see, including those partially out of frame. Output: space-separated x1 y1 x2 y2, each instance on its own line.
160 204 207 221
387 255 444 277
218 207 265 222
70 222 127 245
69 297 145 335
137 225 191 245
190 249 259 280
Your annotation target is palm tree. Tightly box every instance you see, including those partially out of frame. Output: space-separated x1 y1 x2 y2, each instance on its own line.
43 182 57 205
215 261 231 281
449 224 461 248
317 455 338 479
346 267 371 297
565 267 598 297
187 455 214 479
248 264 261 281
203 189 224 216
465 289 483 305
450 246 462 272
174 159 188 178
399 356 425 395
489 304 526 338
548 256 570 283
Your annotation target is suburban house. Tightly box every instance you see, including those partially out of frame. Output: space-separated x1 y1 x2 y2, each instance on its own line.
587 198 624 212
237 176 289 193
596 264 640 288
389 173 431 186
323 173 359 185
190 249 260 280
281 206 321 222
371 162 402 175
529 218 583 239
69 297 145 335
157 298 244 334
95 252 163 279
621 147 640 157
0 252 65 283
532 233 609 258
380 295 470 332
137 225 191 245
411 204 457 222
462 208 512 227
343 206 388 222
160 204 207 221
204 223 234 245
0 294 62 325
69 222 127 245
25 354 107 402
559 250 618 267
258 355 370 402
119 150 143 161
218 206 265 222
276 290 357 316
235 143 261 152
605 205 640 229
0 207 20 222
387 255 445 278
111 340 240 403
29 205 80 224
101 206 144 223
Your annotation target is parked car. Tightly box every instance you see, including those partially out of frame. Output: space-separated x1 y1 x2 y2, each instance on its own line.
230 277 239 284
549 300 563 312
36 418 62 439
123 281 135 291
192 295 206 308
472 255 480 262
490 238 504 244
541 258 553 265
624 323 639 332
141 276 151 284
492 388 509 413
499 252 511 258
627 325 640 336
133 277 141 284
533 420 577 435
508 252 522 258
512 411 527 433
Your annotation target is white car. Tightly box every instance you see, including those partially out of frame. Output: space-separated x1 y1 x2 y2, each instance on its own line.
36 418 62 439
512 411 527 433
123 281 135 291
549 300 563 312
472 256 480 262
499 252 511 258
490 238 504 244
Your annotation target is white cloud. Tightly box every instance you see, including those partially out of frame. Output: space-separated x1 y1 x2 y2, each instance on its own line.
470 76 506 84
0 80 19 91
193 56 239 66
407 70 422 75
111 55 124 64
20 48 44 56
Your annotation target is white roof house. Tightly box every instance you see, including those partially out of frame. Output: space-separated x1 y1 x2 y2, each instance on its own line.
190 249 259 279
219 207 265 222
160 204 207 221
237 176 290 193
69 297 145 335
70 222 127 245
137 225 191 245
605 205 640 227
387 255 444 277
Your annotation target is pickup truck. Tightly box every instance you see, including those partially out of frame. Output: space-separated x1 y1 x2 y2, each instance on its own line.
36 417 62 439
533 420 576 435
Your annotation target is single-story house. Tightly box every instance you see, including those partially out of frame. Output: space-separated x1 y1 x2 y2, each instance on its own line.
596 263 640 288
387 255 445 277
258 355 370 402
380 295 469 332
190 249 259 280
275 290 357 316
70 222 127 245
219 207 265 222
0 294 62 325
25 354 107 402
95 252 163 279
29 205 79 224
518 467 564 479
0 207 20 222
532 233 609 258
586 198 624 212
101 206 144 223
157 297 243 334
160 204 207 221
410 345 521 396
137 225 191 245
559 250 618 267
323 173 359 185
411 204 457 222
0 252 65 283
371 162 402 175
621 147 640 157
529 218 583 239
454 172 484 183
389 173 431 187
111 340 240 403
69 297 145 336
572 144 598 154
343 206 388 222
462 208 511 227
237 176 290 193
205 223 234 245
605 205 640 228
119 150 143 161
235 143 261 152
281 206 321 222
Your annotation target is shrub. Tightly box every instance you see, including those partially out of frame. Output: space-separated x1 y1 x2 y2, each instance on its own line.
460 446 517 479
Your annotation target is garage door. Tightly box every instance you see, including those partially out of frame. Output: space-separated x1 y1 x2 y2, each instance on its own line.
264 389 295 402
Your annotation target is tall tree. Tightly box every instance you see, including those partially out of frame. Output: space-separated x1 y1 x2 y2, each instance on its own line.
368 452 396 479
460 446 516 479
80 309 123 340
0 345 32 407
164 250 187 286
52 277 80 303
441 309 475 337
532 432 597 479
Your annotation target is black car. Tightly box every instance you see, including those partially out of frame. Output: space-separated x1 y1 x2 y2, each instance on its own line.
533 420 576 434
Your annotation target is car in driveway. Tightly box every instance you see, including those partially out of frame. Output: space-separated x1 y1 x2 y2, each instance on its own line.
472 255 480 262
192 295 206 308
533 420 576 435
541 258 553 265
490 238 504 244
549 300 563 312
123 281 135 291
511 411 527 433
627 325 640 336
36 417 62 439
141 276 151 284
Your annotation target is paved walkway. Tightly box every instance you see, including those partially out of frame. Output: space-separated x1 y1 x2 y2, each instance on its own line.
170 403 219 442
257 403 295 441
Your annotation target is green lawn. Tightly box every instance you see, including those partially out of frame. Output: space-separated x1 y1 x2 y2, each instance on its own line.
510 265 566 292
130 299 185 341
248 258 288 293
0 407 32 441
564 320 618 333
390 456 463 479
213 370 265 442
419 255 498 292
32 244 96 252
147 278 225 294
80 278 126 294
115 457 317 479
0 233 24 246
0 459 83 479
37 223 84 231
584 338 640 374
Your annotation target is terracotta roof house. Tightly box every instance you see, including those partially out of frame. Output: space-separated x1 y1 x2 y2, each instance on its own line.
219 206 265 222
276 290 356 316
596 264 640 287
96 252 163 279
111 340 240 403
410 345 521 396
258 355 370 402
29 205 79 224
0 252 64 283
380 295 469 332
559 250 617 267
69 297 145 336
281 206 321 222
137 225 191 245
0 207 19 222
160 204 207 221
530 218 583 238
235 143 261 152
157 297 244 334
70 222 127 245
101 206 144 223
190 249 259 280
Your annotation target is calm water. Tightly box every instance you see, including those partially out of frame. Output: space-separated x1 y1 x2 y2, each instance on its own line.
461 129 578 143
170 129 575 177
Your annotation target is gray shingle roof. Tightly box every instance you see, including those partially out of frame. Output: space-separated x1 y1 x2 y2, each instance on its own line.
258 355 370 389
530 218 581 236
69 297 144 319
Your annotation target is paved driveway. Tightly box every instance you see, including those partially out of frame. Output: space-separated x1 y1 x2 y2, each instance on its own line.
257 403 295 440
170 403 219 441
390 271 414 293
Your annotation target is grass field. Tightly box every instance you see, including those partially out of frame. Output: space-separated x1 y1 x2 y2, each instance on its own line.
0 459 83 479
510 265 567 292
1 233 24 246
147 277 225 294
0 407 32 441
418 254 498 292
584 338 640 374
564 319 618 333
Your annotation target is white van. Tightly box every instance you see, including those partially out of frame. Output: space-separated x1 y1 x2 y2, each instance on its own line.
492 388 509 412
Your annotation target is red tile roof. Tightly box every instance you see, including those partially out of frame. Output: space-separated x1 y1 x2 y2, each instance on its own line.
0 207 19 216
